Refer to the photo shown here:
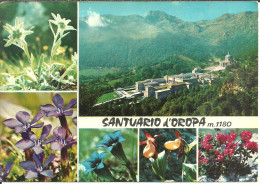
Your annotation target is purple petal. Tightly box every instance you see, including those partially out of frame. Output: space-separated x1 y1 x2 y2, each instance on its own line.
31 122 44 128
15 139 34 150
30 110 45 125
2 119 22 129
40 124 52 140
3 162 13 177
40 104 56 112
46 111 58 117
53 127 66 139
42 136 57 145
52 94 64 109
51 142 63 151
63 110 73 116
32 146 44 155
66 135 73 142
19 161 37 172
15 127 25 134
40 170 53 178
16 111 30 124
33 154 42 168
43 154 55 169
25 170 38 179
66 141 77 148
72 117 77 124
29 132 37 141
64 98 77 110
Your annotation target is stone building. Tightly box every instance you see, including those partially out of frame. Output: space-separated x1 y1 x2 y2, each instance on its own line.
220 52 234 67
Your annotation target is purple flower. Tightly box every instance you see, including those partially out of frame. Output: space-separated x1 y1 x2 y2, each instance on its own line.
45 126 76 151
19 154 55 179
2 111 45 134
0 162 13 182
15 125 52 155
40 94 76 118
72 117 77 124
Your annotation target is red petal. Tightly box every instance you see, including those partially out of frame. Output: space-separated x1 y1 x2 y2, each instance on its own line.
153 149 158 159
174 129 182 140
139 141 147 145
167 151 172 158
154 134 162 137
144 131 152 139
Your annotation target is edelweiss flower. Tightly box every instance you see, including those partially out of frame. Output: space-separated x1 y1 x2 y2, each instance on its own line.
3 17 33 48
49 13 75 35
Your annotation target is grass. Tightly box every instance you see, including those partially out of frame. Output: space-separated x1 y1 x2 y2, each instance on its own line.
96 92 120 104
79 67 120 77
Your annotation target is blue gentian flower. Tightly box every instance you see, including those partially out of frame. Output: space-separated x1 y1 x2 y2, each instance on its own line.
0 162 13 182
96 130 126 152
19 154 55 179
40 94 76 118
82 152 116 181
2 110 45 134
82 152 107 175
15 124 52 155
96 130 137 181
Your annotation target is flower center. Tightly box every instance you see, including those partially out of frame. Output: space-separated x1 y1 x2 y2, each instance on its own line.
37 166 43 172
58 138 67 146
57 108 63 116
34 140 41 146
23 123 30 130
58 22 66 30
12 29 22 39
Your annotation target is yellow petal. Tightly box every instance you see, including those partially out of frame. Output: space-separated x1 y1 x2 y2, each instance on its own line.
164 139 181 150
143 143 155 158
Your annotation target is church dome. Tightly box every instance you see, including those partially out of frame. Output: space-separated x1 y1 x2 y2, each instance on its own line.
225 53 232 59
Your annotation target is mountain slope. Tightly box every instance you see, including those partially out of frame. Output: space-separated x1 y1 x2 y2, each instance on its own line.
79 11 257 68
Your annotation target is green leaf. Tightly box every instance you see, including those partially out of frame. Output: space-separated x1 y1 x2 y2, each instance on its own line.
182 163 196 182
188 139 197 152
151 150 167 181
37 54 44 82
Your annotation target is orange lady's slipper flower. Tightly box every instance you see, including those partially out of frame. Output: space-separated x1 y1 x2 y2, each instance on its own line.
165 129 187 159
143 140 156 158
140 131 162 159
164 139 181 150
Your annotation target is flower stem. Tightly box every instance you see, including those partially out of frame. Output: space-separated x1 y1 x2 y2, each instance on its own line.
182 155 188 182
49 32 58 77
125 162 137 182
61 147 70 179
95 165 117 182
58 115 71 138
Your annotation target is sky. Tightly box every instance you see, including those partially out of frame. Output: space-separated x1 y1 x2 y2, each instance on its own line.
79 1 257 22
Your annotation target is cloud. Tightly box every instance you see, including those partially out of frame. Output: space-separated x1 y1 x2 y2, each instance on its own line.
85 11 108 27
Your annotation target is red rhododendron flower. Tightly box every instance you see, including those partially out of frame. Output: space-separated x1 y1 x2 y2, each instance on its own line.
244 141 258 153
216 133 228 145
204 134 213 142
241 130 252 141
217 152 224 162
201 140 213 150
199 158 209 166
215 149 219 155
224 147 235 156
227 131 237 142
227 142 237 149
